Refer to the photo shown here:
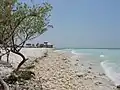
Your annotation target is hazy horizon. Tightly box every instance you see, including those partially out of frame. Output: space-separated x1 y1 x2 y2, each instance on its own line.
20 0 120 48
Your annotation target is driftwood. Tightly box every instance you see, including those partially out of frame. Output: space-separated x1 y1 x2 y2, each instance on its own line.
0 77 9 90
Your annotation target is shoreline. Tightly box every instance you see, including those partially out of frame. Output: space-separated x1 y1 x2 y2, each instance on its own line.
55 50 117 90
0 48 118 89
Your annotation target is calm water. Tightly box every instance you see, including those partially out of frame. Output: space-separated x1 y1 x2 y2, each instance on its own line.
61 48 120 86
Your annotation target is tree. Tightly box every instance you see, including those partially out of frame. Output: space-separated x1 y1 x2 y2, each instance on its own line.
0 0 16 63
0 1 53 89
0 0 53 71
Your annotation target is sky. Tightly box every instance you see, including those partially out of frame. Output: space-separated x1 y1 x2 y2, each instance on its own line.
20 0 120 48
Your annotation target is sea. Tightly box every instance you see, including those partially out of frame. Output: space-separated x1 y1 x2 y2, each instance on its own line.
58 48 120 86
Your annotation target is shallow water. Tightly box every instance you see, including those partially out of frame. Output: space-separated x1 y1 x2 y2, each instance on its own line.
61 48 120 86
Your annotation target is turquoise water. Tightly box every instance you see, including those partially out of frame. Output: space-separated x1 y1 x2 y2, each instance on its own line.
62 48 120 86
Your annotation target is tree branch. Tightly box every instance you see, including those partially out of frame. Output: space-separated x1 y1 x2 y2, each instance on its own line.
0 77 9 90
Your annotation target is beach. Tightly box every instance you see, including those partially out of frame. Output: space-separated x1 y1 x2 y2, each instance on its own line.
0 48 117 90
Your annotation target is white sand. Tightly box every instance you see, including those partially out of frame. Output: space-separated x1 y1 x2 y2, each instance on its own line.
1 48 50 68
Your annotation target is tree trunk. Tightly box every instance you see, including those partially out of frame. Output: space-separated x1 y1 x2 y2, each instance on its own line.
5 48 10 63
0 56 2 61
11 50 27 71
0 77 9 90
7 53 9 63
0 50 1 61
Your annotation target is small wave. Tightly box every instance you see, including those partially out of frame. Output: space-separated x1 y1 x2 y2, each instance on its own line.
71 50 79 55
100 54 104 58
71 50 93 57
54 50 63 52
101 60 120 86
71 50 84 55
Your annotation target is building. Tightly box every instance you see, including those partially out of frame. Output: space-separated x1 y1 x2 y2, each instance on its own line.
25 41 53 48
25 43 32 48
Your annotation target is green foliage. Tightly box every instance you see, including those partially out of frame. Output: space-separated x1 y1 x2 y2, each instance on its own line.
0 0 53 46
14 2 53 42
17 2 51 40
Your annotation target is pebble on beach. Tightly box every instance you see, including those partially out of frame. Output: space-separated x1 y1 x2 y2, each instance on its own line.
75 63 78 66
99 73 105 76
117 85 120 88
88 67 92 69
62 58 67 60
94 81 102 86
76 73 84 78
87 71 91 73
